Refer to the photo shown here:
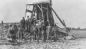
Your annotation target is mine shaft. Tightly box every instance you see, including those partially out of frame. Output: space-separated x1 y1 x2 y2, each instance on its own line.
0 0 75 45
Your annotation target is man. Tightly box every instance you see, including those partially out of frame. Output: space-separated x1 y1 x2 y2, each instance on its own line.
18 25 25 40
12 25 18 42
25 16 31 32
7 25 13 39
20 17 25 29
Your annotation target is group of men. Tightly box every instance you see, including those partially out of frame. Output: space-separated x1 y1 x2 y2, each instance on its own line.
8 16 46 42
7 16 30 42
8 24 18 42
7 16 69 43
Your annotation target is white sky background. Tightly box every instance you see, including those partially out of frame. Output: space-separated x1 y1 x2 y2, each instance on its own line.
0 0 86 28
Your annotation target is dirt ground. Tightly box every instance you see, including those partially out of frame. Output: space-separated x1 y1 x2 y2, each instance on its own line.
0 38 85 49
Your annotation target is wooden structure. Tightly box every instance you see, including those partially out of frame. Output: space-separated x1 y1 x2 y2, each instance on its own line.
24 0 68 42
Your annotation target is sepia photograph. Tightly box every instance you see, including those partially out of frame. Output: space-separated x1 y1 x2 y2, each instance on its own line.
0 0 86 49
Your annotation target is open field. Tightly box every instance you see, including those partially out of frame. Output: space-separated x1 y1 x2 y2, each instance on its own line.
70 30 86 38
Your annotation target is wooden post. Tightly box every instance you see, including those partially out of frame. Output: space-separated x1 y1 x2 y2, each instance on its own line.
1 21 4 40
51 7 67 28
50 0 52 6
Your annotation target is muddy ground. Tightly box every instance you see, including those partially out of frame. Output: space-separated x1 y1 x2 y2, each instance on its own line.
0 38 85 49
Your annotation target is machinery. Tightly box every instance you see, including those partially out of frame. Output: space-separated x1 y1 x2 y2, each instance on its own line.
23 0 69 41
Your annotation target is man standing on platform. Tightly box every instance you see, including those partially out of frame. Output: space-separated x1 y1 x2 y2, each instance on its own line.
25 16 31 32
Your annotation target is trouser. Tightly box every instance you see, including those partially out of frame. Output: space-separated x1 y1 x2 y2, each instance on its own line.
10 34 17 42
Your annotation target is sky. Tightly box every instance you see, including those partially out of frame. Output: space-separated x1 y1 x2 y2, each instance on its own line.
0 0 86 28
